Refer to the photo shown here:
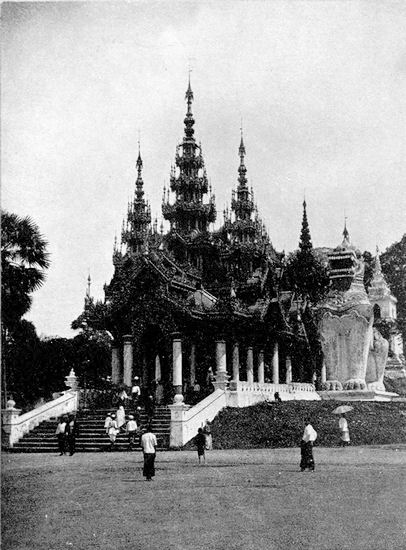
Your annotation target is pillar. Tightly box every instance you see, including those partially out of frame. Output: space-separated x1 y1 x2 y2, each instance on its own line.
247 346 254 384
190 343 196 384
232 342 240 382
258 349 265 384
123 335 133 387
111 345 121 385
272 343 279 384
214 340 229 389
321 360 327 384
172 333 183 402
285 355 292 384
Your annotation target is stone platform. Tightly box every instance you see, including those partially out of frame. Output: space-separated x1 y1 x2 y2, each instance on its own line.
318 389 399 402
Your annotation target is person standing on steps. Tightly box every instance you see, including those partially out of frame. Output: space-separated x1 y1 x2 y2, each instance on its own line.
126 414 138 451
107 413 119 451
55 415 68 456
140 425 157 481
66 413 80 456
131 377 141 408
338 413 351 446
300 418 317 472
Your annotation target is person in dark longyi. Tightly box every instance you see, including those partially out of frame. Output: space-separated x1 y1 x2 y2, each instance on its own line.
140 425 157 481
300 418 317 472
195 428 206 464
66 414 80 456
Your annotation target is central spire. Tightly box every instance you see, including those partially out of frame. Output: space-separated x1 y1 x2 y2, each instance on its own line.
184 75 195 141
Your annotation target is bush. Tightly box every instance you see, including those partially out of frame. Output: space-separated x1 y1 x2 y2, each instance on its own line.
202 401 406 449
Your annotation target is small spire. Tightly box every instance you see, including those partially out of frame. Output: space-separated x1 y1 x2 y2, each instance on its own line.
86 273 91 299
185 72 194 113
299 199 312 253
342 217 350 244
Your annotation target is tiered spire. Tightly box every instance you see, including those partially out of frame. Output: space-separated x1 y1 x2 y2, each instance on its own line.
298 200 312 253
369 246 391 297
224 129 268 245
121 144 151 255
162 78 216 235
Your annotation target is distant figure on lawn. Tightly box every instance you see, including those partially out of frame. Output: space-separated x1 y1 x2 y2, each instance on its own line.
195 428 206 464
338 414 350 446
141 425 157 481
55 415 68 456
126 414 138 451
300 418 317 472
203 421 212 450
274 392 282 402
66 414 80 456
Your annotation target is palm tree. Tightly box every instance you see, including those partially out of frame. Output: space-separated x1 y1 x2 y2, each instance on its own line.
1 211 50 330
1 211 50 405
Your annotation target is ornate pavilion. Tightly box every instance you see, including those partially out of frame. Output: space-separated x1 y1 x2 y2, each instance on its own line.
84 80 318 403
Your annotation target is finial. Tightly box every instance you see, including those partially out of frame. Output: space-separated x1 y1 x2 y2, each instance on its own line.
86 272 91 299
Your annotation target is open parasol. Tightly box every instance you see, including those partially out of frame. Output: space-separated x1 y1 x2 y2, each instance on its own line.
332 405 353 415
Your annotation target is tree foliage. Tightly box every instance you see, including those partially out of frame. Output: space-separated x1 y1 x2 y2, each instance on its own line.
1 211 50 331
380 234 406 343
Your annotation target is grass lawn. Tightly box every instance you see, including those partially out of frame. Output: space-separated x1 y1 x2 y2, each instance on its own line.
2 446 406 550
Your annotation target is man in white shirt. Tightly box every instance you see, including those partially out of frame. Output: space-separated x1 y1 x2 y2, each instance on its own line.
140 425 157 481
126 414 138 451
339 414 350 446
131 377 141 407
300 418 317 472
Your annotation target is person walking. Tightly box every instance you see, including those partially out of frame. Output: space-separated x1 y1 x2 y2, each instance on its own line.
66 413 80 456
300 418 317 472
338 413 350 446
55 415 68 456
140 425 157 481
145 394 155 425
195 428 206 464
107 413 119 451
126 414 138 451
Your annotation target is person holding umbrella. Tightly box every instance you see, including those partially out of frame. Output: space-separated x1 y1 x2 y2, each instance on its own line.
332 405 353 446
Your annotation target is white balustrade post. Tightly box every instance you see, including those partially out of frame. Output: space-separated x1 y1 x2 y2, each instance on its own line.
272 343 279 384
285 355 292 384
258 350 265 384
232 342 240 382
247 346 254 384
213 340 229 390
172 333 184 403
111 344 121 385
123 335 133 387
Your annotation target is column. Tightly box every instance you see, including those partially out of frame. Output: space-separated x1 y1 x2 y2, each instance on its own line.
123 335 133 387
272 343 279 384
111 345 121 385
258 349 265 384
213 340 228 389
321 360 327 384
285 355 292 384
232 342 240 382
190 343 196 384
247 346 254 384
172 333 183 402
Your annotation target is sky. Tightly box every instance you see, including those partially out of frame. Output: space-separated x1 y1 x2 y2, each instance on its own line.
2 1 406 338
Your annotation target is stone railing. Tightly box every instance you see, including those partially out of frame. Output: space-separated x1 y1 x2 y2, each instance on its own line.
227 381 320 407
1 390 79 447
169 389 227 448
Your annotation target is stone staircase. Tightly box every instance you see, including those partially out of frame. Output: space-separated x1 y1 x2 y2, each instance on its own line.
8 407 171 453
